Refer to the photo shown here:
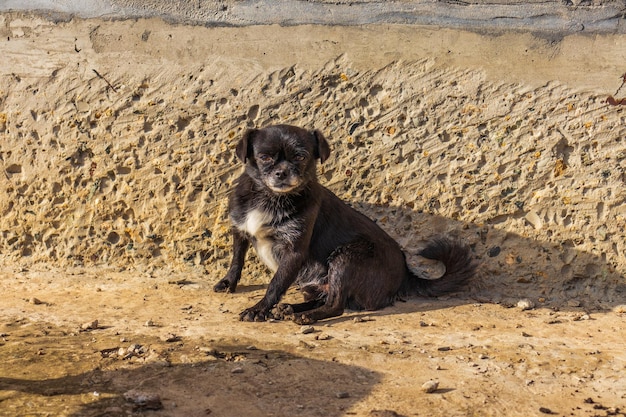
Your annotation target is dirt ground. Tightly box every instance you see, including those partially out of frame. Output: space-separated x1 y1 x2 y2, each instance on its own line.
1 266 626 417
1 9 626 417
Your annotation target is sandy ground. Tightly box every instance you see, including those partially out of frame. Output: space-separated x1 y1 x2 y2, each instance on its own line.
1 9 626 417
1 267 626 417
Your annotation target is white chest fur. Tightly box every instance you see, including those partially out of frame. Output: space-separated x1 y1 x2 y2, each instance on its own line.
235 209 279 272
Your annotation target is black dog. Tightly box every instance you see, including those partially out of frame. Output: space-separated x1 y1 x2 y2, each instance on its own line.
214 124 476 324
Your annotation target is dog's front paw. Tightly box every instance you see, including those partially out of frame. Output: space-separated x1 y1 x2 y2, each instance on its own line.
213 277 236 293
239 306 270 322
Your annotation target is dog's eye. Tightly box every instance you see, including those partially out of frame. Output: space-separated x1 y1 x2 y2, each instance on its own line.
294 155 306 162
257 154 273 163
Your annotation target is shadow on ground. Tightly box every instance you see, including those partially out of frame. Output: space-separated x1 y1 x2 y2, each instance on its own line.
0 321 381 417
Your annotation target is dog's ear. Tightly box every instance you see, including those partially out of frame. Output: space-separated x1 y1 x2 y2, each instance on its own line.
312 130 330 163
236 129 257 163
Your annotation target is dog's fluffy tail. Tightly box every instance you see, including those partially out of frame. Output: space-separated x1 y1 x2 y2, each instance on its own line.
407 237 476 297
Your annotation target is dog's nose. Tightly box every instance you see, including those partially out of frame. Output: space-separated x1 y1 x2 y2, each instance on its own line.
274 169 288 180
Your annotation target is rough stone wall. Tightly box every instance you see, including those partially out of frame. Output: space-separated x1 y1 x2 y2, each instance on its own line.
1 14 625 307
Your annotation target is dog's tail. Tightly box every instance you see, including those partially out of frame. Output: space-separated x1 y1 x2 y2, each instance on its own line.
406 237 476 297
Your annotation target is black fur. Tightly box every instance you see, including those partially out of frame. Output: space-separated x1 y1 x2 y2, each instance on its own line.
213 124 476 324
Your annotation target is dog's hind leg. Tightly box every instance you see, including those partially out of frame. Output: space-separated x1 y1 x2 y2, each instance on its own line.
292 271 346 324
271 299 324 320
271 282 327 319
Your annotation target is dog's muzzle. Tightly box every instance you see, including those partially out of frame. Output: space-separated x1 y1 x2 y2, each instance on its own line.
266 169 302 193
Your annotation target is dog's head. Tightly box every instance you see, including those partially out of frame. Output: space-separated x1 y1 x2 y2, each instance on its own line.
235 125 330 194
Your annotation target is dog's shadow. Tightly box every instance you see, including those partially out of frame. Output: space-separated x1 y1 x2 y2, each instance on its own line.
363 203 626 313
234 202 625 317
